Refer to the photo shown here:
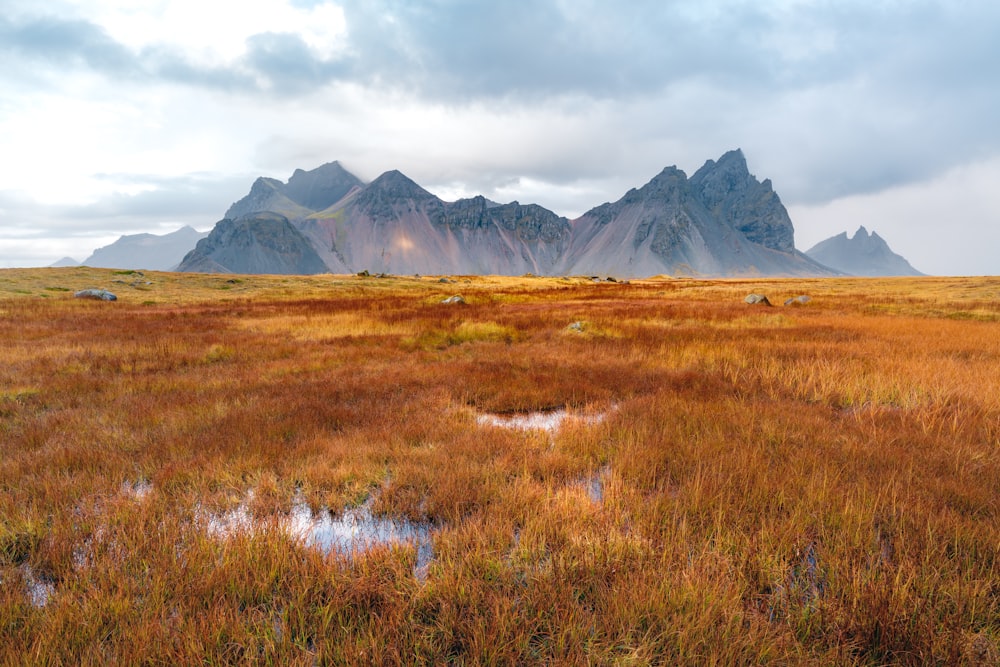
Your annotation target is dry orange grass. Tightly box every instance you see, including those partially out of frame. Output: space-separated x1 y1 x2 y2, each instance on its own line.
1 267 998 664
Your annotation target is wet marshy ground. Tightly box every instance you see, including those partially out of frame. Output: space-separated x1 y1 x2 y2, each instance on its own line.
4 271 999 663
206 492 435 579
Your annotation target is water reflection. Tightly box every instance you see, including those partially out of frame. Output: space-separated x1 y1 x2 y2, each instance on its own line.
583 466 609 503
206 494 434 579
476 407 608 433
121 479 152 499
18 565 54 608
288 499 434 579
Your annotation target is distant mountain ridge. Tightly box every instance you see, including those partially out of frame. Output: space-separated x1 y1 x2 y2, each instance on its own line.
179 150 839 277
84 225 208 271
805 226 924 276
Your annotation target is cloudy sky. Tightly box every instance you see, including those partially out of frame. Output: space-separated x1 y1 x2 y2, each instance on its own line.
1 0 998 275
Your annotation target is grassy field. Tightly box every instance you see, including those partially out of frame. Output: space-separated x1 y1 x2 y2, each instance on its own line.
1 267 998 664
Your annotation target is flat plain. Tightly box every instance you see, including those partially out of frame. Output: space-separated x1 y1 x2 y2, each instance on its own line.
1 268 998 664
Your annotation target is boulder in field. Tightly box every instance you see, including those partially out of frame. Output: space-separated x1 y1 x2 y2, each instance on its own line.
744 293 772 306
74 289 117 301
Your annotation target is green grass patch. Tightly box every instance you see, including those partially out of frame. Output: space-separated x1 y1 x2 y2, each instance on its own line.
403 320 520 349
202 344 235 363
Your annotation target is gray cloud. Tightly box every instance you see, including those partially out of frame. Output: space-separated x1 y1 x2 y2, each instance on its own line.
2 173 248 235
68 174 251 222
336 0 771 99
2 1 999 272
6 2 997 128
243 33 353 94
0 14 345 95
0 15 139 75
330 0 1000 203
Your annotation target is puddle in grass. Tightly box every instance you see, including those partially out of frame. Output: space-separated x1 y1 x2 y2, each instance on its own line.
17 565 55 608
121 478 152 500
582 466 610 503
206 493 434 579
476 407 613 504
476 406 611 433
290 500 434 579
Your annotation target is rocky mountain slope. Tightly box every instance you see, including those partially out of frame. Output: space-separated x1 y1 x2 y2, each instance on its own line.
177 213 328 275
805 226 923 276
180 150 839 277
561 150 829 277
83 225 208 271
225 161 363 220
690 150 795 252
298 170 572 275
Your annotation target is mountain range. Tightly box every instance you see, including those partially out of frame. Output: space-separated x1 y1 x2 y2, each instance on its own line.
80 225 208 271
805 226 924 276
178 150 840 278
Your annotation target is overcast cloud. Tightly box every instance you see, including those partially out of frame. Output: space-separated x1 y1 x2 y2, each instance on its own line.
1 0 997 274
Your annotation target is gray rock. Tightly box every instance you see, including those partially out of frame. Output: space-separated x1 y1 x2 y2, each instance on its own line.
74 289 117 301
744 293 772 306
567 321 585 332
441 295 466 305
784 295 812 306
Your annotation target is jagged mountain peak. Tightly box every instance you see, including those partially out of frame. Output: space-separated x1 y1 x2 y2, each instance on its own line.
689 148 794 252
366 169 434 197
691 149 749 190
845 226 888 245
806 227 923 276
290 160 344 178
647 165 688 186
284 160 363 211
691 149 751 202
613 166 688 207
226 177 311 220
342 170 441 224
226 162 364 220
250 176 284 192
715 147 748 167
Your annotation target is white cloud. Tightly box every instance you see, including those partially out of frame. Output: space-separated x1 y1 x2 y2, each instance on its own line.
0 79 254 205
61 0 347 63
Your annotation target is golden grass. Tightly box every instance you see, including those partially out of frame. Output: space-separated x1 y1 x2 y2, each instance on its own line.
1 267 998 664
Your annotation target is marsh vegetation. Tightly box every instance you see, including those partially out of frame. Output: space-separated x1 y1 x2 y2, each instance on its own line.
1 268 998 664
